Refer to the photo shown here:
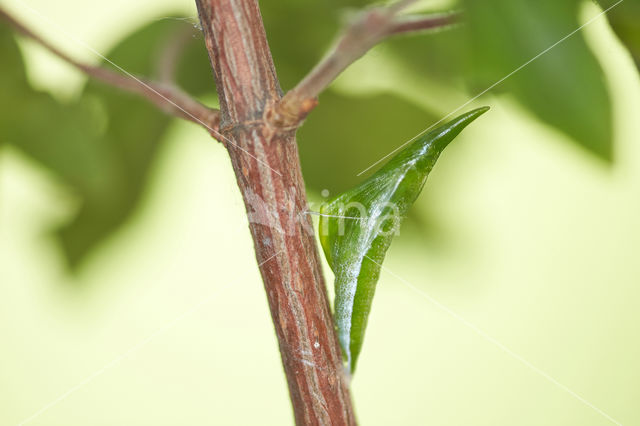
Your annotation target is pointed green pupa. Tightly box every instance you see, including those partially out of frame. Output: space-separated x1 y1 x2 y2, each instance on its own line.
319 107 489 373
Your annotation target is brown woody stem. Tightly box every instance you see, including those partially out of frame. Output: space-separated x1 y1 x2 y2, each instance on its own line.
195 0 356 425
0 7 220 134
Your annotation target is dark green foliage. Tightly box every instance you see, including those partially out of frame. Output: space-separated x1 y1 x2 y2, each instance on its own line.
462 0 612 159
390 0 613 160
260 0 371 90
601 0 640 69
0 19 214 268
298 91 437 194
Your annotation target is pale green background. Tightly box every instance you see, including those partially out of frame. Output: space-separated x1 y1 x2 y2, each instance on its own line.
1 1 639 425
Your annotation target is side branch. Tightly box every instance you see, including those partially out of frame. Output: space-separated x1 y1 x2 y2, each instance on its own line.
0 8 220 134
268 8 460 128
388 11 461 36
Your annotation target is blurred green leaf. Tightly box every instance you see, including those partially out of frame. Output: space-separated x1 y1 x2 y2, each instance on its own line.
385 12 469 90
460 0 612 159
260 0 373 90
1 19 215 268
61 20 189 266
319 107 488 373
0 23 26 91
1 25 109 237
387 1 613 159
162 22 217 96
600 0 640 70
298 91 438 194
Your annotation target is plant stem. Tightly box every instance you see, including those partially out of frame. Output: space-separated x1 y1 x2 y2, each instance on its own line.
194 1 356 424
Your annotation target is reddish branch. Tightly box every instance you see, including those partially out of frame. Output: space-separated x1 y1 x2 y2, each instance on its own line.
389 11 461 35
0 8 220 134
195 1 356 424
269 8 460 128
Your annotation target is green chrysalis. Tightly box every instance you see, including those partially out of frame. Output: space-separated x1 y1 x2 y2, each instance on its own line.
319 107 489 373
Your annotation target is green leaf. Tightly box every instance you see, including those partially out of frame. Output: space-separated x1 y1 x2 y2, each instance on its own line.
319 107 489 373
60 20 217 266
0 23 26 92
460 0 612 160
385 10 468 90
1 18 216 268
600 0 640 71
298 91 437 194
260 0 373 90
1 24 109 224
55 19 217 266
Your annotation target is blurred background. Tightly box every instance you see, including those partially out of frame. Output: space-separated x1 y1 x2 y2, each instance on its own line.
1 0 639 424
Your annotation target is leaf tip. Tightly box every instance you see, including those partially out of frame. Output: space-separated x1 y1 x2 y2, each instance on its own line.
465 105 490 120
